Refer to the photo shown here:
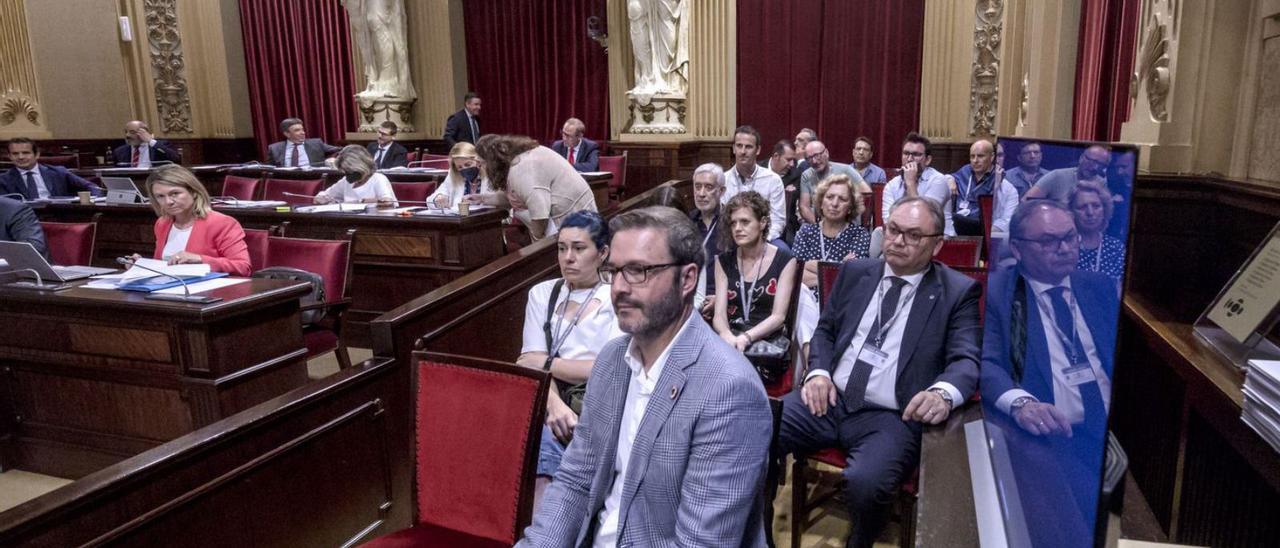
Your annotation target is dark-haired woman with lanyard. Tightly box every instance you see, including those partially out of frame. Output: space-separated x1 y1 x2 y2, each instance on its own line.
516 210 620 507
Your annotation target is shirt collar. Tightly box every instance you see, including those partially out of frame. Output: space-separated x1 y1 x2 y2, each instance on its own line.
882 262 928 288
19 166 39 175
1025 274 1073 297
623 309 696 385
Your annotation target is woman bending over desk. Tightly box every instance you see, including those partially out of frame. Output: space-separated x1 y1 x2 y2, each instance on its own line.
315 145 398 206
146 166 251 276
466 134 596 240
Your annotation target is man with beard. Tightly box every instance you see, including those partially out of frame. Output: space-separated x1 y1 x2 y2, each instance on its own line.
518 206 774 548
1025 145 1111 203
112 120 182 167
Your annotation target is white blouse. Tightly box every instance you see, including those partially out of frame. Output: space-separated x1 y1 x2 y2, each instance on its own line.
319 172 398 206
426 172 493 208
161 224 192 259
521 279 621 360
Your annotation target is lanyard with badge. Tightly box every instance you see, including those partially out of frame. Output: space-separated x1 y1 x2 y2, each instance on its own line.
957 171 980 216
737 250 766 323
818 225 847 262
856 277 915 370
702 217 718 249
550 285 597 358
1035 288 1097 386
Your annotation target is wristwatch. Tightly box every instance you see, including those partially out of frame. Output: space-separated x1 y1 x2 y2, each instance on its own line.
928 388 953 409
1010 395 1036 415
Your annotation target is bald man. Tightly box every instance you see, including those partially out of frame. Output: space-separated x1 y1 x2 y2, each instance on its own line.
112 121 182 167
1024 145 1111 203
951 139 1018 236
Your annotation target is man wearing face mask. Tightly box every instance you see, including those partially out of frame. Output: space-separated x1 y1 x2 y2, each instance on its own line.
314 145 399 206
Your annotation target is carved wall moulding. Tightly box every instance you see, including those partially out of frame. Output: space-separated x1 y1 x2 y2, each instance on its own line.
144 0 194 133
1019 72 1029 127
969 0 1004 137
0 94 39 126
1131 0 1174 122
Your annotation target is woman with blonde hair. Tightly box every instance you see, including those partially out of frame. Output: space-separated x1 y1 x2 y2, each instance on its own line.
146 165 251 276
426 141 493 208
315 145 397 206
792 173 872 287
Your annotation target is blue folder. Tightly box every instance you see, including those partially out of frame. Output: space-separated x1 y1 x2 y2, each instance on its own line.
117 272 230 293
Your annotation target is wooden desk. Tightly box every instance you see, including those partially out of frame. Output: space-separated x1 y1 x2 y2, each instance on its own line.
31 203 509 347
0 278 312 479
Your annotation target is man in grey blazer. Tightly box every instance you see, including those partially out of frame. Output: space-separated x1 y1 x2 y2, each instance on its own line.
518 206 773 548
776 196 982 548
266 118 341 167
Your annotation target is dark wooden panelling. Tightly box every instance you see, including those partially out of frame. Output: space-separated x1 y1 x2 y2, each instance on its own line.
605 140 732 200
1178 411 1280 547
13 139 258 167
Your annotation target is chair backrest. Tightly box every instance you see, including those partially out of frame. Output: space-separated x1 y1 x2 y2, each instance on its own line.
264 233 353 303
869 182 886 227
421 153 450 162
859 193 875 228
979 193 994 263
391 182 436 204
953 265 989 320
598 152 627 193
407 149 420 163
222 175 261 201
262 178 324 205
243 228 270 272
414 352 549 545
936 236 984 267
40 220 96 266
816 261 842 310
40 154 79 169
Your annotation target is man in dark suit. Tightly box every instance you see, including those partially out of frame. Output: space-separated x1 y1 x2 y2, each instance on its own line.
0 196 49 260
366 121 408 169
442 92 482 147
267 118 341 167
110 120 182 167
548 117 600 172
980 199 1119 543
775 196 982 548
2 138 102 200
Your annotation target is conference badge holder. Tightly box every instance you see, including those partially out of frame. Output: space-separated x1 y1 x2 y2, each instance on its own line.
1194 220 1280 369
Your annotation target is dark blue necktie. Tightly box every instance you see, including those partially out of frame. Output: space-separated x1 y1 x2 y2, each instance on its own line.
844 276 906 412
1047 286 1107 435
24 171 39 200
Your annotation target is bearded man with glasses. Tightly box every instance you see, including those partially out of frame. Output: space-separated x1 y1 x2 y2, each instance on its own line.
518 206 774 548
880 132 956 236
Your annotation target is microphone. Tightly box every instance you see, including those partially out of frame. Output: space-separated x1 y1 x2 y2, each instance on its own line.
116 257 222 303
5 268 71 291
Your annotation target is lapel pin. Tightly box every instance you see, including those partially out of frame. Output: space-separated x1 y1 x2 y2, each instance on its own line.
670 386 679 399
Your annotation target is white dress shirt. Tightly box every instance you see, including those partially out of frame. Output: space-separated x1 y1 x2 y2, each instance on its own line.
19 168 49 199
287 142 311 168
722 163 786 241
805 264 962 409
132 141 156 168
318 173 397 205
594 311 696 548
994 277 1112 424
373 145 390 168
881 168 955 236
992 178 1019 234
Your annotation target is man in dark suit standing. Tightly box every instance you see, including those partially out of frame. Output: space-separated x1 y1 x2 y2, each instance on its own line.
548 117 600 172
443 92 482 147
980 199 1119 544
775 196 982 548
111 120 182 167
366 121 408 169
2 138 101 200
267 118 341 167
0 196 49 260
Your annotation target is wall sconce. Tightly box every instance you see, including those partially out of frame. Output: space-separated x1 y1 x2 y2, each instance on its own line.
587 16 608 52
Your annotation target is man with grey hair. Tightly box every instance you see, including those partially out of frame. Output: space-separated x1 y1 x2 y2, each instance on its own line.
690 162 726 315
799 139 869 224
775 195 982 548
267 118 340 167
550 117 600 172
519 206 773 548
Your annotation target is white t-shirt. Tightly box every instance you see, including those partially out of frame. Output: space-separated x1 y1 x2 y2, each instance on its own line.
161 224 192 259
319 172 398 205
521 279 621 360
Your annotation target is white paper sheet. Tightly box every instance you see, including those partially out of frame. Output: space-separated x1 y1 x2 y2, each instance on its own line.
152 277 249 295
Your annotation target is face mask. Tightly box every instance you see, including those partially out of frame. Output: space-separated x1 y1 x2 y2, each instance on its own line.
344 171 364 182
461 166 480 183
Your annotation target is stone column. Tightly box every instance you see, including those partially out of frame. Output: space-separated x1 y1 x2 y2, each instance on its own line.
0 0 52 139
919 0 978 142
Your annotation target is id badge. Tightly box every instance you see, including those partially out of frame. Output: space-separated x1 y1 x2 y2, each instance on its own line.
857 344 890 370
1062 360 1097 386
957 200 971 216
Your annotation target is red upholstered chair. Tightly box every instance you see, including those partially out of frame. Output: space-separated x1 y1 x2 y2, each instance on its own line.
222 174 261 201
407 149 421 163
762 260 805 399
936 236 984 268
40 219 97 266
40 154 79 169
954 265 989 321
242 229 270 273
815 260 842 308
363 353 549 548
421 153 450 162
408 159 451 170
262 178 324 205
598 152 627 205
264 232 354 368
391 182 437 204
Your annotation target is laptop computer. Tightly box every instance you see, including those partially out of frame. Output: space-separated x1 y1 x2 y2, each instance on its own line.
101 176 147 204
0 241 117 282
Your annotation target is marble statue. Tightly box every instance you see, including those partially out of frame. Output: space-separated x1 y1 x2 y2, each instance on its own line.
344 0 416 100
626 0 689 100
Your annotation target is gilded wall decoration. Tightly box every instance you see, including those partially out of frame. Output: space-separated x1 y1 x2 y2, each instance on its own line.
0 95 39 126
144 0 194 133
969 0 1004 137
1131 0 1174 122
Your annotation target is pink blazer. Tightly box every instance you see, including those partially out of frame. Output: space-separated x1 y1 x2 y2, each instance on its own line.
153 210 252 277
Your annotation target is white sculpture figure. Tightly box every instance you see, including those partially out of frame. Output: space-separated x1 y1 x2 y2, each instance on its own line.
344 0 417 100
626 0 689 100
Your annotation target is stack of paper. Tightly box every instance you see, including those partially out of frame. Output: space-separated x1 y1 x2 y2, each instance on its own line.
1242 359 1280 455
294 203 369 213
83 258 213 289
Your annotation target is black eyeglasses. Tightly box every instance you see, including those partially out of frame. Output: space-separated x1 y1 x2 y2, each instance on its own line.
884 224 942 246
1014 233 1081 250
598 263 682 284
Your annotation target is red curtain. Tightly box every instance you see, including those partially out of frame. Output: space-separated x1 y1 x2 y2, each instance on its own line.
239 0 356 159
736 0 926 164
462 0 610 143
1072 0 1140 142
